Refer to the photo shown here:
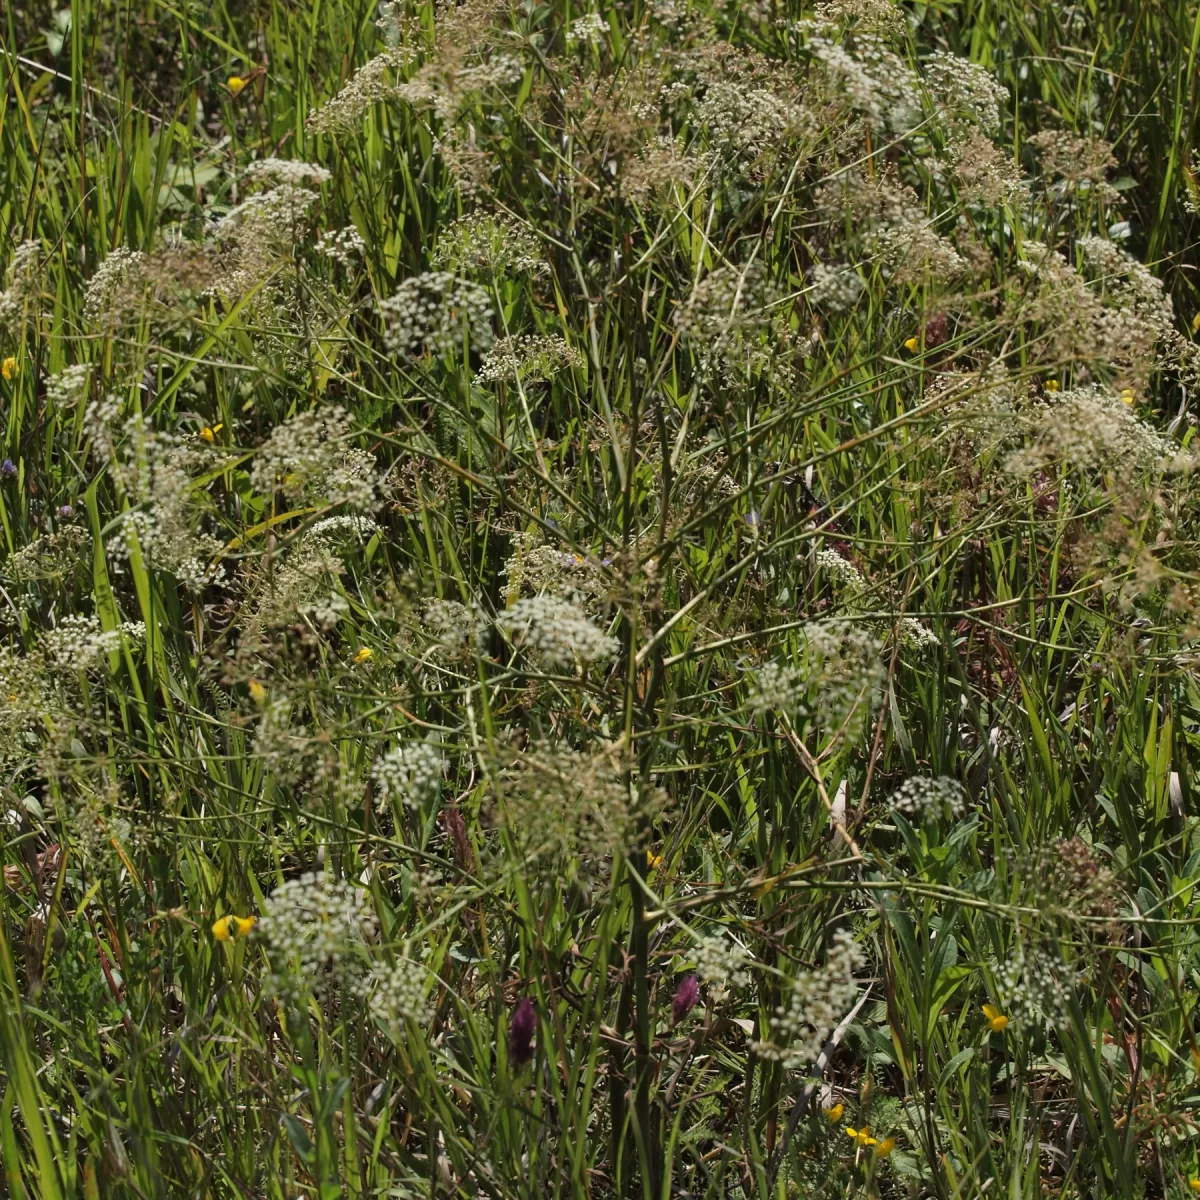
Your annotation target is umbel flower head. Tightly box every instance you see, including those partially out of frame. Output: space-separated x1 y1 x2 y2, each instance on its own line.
753 930 864 1068
372 742 444 813
379 271 494 359
257 872 377 1000
499 595 617 671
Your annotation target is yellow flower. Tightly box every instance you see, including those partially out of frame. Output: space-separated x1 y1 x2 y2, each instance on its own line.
199 423 223 442
248 679 267 705
903 336 920 353
983 1003 1009 1033
212 914 255 941
227 75 248 95
846 1126 877 1147
648 852 663 870
1120 387 1135 406
1044 378 1059 392
875 1136 895 1157
824 1102 844 1123
1188 1179 1200 1193
353 647 374 664
1 357 15 381
1192 312 1200 334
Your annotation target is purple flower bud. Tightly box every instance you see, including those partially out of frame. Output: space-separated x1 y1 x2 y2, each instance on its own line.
744 510 761 528
57 505 74 518
509 997 536 1065
1 459 16 479
672 974 700 1024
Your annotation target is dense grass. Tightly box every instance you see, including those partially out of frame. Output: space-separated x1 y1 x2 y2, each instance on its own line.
2 0 1200 1196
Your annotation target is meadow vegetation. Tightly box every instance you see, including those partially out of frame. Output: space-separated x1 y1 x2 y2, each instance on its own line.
2 0 1200 1195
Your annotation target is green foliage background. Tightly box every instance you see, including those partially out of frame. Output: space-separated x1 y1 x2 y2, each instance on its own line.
2 0 1200 1196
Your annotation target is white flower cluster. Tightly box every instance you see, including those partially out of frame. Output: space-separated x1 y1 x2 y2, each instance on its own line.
45 363 93 406
815 547 939 650
379 272 494 358
243 158 331 186
365 956 432 1035
247 519 370 635
888 775 965 822
808 0 905 36
213 186 321 239
1005 384 1181 476
251 406 377 507
116 508 225 592
40 614 145 671
923 50 1009 134
501 536 608 606
567 12 610 42
422 597 490 653
315 225 367 264
876 215 967 283
83 248 147 326
496 740 661 871
994 942 1070 1030
804 619 886 736
500 595 618 670
673 261 787 378
6 527 90 583
692 934 753 1004
753 930 864 1067
745 660 806 718
305 515 379 544
897 617 940 649
372 742 444 812
475 335 584 384
815 546 867 592
258 872 377 999
809 33 921 133
432 212 546 276
306 47 414 134
694 81 805 168
89 414 227 591
208 185 322 296
806 262 866 312
0 240 42 333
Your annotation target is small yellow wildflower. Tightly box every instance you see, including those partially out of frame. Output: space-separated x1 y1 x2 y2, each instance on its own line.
903 336 920 353
1120 387 1135 406
227 75 248 95
199 423 223 443
1 357 15 382
1044 378 1059 392
1188 1179 1200 1194
647 852 663 870
824 1102 844 1123
875 1137 895 1157
248 679 267 705
212 914 255 941
982 1003 1009 1033
353 647 374 664
1192 312 1200 334
846 1126 877 1147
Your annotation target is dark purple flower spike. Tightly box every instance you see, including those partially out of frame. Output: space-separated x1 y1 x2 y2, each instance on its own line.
673 975 700 1024
509 996 536 1064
